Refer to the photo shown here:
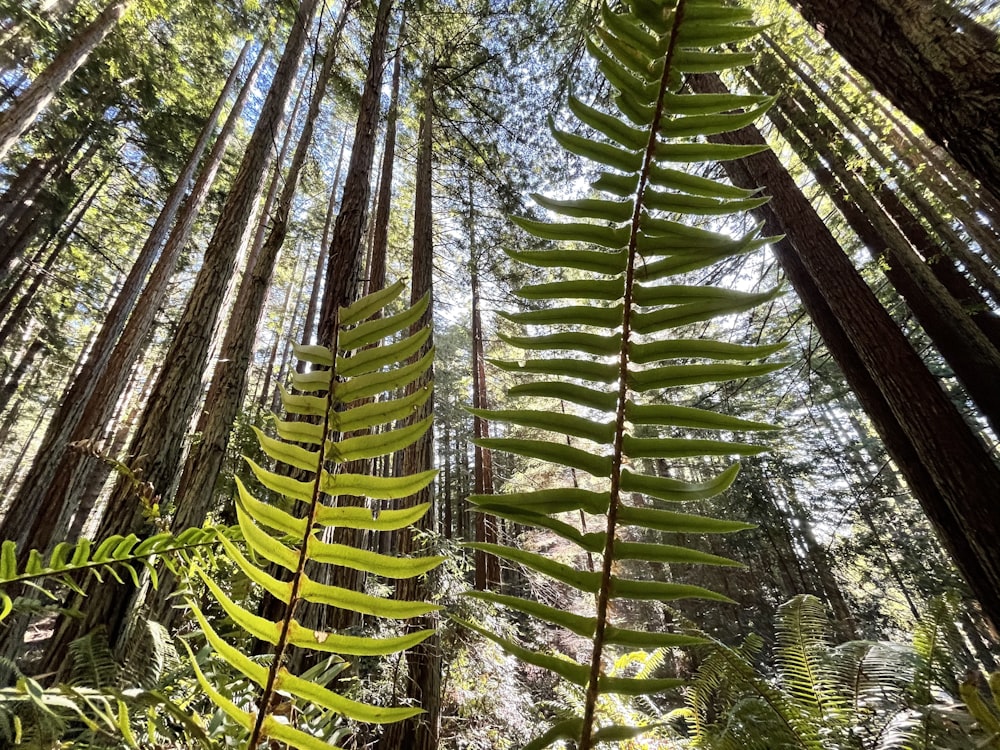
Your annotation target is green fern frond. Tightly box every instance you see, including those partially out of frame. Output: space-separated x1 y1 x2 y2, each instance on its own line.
461 1 784 747
189 280 442 750
0 527 229 622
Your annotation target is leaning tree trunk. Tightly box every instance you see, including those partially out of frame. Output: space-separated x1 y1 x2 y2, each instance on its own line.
787 0 1000 201
690 72 1000 631
759 86 1000 435
0 41 255 559
0 0 132 161
170 24 341 545
37 0 321 677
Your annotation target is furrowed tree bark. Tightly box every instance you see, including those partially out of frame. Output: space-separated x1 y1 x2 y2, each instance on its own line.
300 131 345 350
171 24 341 545
316 0 394 336
366 13 405 298
37 0 321 676
290 0 390 637
0 0 132 161
375 67 440 750
0 41 256 558
690 72 1000 631
788 0 1000 201
760 88 1000 435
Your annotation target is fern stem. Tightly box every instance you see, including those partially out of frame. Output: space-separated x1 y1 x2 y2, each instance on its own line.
579 2 688 747
248 309 341 749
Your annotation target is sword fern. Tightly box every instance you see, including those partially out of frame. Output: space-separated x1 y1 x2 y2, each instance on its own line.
462 0 783 746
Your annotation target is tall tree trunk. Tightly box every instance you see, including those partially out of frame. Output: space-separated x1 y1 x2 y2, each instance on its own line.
171 23 341 539
690 72 1000 631
376 68 440 750
761 87 1000 434
0 42 260 559
469 187 499 592
284 0 390 637
300 132 345 349
788 0 1000 201
0 0 131 161
36 0 321 677
316 0 394 336
366 15 404 297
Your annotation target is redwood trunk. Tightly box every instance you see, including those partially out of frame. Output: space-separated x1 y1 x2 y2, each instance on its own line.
690 72 1000 630
789 0 1000 201
0 0 131 161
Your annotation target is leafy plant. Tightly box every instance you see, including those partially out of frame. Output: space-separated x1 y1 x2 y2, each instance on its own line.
0 527 228 622
459 0 786 746
182 280 445 750
0 622 211 749
685 594 998 750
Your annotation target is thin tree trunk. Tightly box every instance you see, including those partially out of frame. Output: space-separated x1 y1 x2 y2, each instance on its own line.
376 68 440 750
300 132 345 350
0 0 131 161
367 15 404 297
469 187 499 592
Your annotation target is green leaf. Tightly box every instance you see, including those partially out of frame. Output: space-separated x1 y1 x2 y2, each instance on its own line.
499 330 622 356
468 407 616 445
511 216 630 249
625 401 779 431
339 293 429 350
505 246 628 275
465 543 601 593
468 488 610 515
531 193 633 222
629 361 786 390
499 304 623 329
489 357 619 384
474 437 612 477
339 279 406 326
334 348 434 403
336 327 430 378
515 278 624 302
508 381 619 411
463 591 597 638
458 618 590 686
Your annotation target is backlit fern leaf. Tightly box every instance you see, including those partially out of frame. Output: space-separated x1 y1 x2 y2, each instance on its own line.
183 281 444 750
460 0 784 747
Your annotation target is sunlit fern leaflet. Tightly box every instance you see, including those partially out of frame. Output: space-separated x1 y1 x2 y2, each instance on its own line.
183 281 444 750
461 0 784 747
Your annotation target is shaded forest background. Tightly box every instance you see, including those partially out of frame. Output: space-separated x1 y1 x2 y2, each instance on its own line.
0 0 999 747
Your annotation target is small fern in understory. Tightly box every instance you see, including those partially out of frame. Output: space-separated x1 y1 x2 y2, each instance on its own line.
183 280 443 750
460 0 785 747
685 594 998 750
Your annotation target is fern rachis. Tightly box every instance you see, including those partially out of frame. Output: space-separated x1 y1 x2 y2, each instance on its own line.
463 0 784 747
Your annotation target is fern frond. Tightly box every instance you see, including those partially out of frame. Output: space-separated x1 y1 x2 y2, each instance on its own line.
189 281 442 750
0 527 229 622
462 1 783 747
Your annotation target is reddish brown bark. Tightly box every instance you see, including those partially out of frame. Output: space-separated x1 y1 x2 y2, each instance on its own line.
789 0 1000 201
690 72 1000 630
